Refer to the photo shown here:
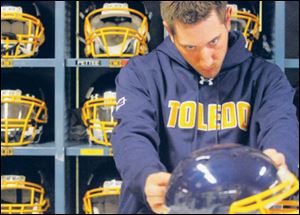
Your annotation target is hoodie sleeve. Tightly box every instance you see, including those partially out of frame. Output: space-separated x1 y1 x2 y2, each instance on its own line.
256 64 299 176
111 59 167 205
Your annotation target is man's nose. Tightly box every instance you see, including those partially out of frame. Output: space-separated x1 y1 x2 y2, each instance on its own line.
199 49 214 68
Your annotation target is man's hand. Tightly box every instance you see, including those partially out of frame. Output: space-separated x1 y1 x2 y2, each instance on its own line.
263 148 288 169
145 172 171 214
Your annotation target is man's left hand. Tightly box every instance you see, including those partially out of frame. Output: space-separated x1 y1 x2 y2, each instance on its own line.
263 148 288 169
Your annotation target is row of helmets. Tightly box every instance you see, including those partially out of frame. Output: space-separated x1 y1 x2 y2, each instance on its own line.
1 158 122 214
1 1 261 148
1 1 260 59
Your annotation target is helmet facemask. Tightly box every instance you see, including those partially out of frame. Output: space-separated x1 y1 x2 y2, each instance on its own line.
229 4 260 51
1 90 48 147
82 91 117 146
83 179 122 214
84 3 148 58
1 175 50 214
1 6 45 58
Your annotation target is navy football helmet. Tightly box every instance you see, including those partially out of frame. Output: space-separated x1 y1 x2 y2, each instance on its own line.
166 144 299 214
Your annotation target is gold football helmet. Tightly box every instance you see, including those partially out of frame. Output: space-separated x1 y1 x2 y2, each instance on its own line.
82 91 117 146
229 3 261 51
1 2 45 58
83 179 122 214
1 175 50 214
82 1 149 58
1 89 48 147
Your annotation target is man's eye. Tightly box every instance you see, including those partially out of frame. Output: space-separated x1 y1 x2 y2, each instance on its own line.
209 38 219 46
185 45 196 50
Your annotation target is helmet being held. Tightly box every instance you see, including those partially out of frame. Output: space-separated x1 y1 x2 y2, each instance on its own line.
166 144 299 214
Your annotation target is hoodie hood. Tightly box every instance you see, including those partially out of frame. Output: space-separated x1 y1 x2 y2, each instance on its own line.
156 31 252 73
221 31 252 70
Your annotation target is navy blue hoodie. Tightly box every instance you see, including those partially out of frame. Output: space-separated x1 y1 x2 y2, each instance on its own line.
111 31 299 214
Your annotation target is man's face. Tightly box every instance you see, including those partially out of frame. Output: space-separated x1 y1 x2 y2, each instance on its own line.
165 9 232 78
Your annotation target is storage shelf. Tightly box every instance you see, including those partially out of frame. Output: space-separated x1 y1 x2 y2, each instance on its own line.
66 58 129 68
1 59 56 68
66 142 113 156
285 59 299 69
1 142 56 156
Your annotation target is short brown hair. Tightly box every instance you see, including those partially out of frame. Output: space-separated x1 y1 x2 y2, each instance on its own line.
161 1 228 34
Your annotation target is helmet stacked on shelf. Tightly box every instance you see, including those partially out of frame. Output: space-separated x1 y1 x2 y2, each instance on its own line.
81 72 118 147
228 2 261 51
1 161 51 214
1 1 45 58
82 161 122 214
80 1 151 58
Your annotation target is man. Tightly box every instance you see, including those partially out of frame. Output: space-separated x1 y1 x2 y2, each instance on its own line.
111 2 299 214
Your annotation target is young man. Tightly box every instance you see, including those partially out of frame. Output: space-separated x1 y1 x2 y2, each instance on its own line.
111 2 299 214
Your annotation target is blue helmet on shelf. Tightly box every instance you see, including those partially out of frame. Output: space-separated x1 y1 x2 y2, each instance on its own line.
166 143 299 214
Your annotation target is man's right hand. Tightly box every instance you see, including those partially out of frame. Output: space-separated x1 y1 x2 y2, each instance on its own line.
144 172 171 214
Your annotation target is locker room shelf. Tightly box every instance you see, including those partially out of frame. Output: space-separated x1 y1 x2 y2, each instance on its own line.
66 58 129 68
66 142 113 156
3 58 295 70
267 59 299 69
1 141 56 156
1 59 56 68
285 59 299 69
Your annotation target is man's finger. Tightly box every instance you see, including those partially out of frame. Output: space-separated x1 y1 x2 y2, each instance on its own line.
147 196 166 206
151 204 170 214
151 173 171 186
145 185 167 197
263 149 286 168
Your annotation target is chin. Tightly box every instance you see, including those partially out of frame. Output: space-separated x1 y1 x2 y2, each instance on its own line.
201 71 219 79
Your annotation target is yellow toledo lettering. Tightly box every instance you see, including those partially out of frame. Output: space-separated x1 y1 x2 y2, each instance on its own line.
167 101 180 128
221 102 237 129
237 102 251 131
167 100 251 131
197 103 207 131
179 101 196 129
208 104 219 131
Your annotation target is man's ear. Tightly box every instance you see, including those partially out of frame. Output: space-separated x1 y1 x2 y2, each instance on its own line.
225 6 233 31
163 20 175 43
